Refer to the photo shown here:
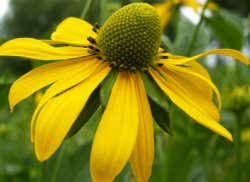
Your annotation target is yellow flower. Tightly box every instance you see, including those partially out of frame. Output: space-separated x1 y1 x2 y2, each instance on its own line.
241 129 250 142
154 0 217 27
0 3 249 181
224 85 250 112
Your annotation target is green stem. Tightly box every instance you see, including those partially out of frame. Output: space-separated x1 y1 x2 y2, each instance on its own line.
80 0 94 19
186 0 210 56
40 161 46 182
234 112 242 182
205 135 218 182
51 143 68 182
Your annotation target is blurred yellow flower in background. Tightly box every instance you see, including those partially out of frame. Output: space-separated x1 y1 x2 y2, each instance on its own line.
224 85 250 112
154 0 217 27
241 129 250 142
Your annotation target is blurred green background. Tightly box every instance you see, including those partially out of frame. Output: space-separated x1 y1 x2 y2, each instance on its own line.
0 0 250 181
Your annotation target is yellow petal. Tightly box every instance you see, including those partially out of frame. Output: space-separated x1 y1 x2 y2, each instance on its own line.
31 59 104 142
0 38 88 60
165 64 222 109
9 57 95 111
51 17 96 46
34 62 110 161
130 73 154 182
41 40 68 45
90 72 139 182
187 61 213 99
160 65 220 120
159 58 213 99
160 49 249 65
150 68 232 141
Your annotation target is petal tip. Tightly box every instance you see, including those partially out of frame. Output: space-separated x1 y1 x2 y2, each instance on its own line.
9 100 16 113
223 132 233 142
35 146 50 162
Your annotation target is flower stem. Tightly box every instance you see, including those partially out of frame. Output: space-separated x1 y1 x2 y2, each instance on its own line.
51 143 68 182
40 161 46 182
186 0 210 56
80 0 94 19
234 112 242 182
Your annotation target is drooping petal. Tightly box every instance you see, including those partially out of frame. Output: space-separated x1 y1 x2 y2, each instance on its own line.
9 56 95 111
31 59 104 142
165 64 221 109
0 38 88 60
186 61 212 99
90 72 139 182
130 73 154 182
34 63 110 161
158 65 220 120
51 17 96 46
150 68 232 141
161 60 213 100
159 49 249 65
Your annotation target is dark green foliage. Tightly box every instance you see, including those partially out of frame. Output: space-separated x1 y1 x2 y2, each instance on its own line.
142 73 172 134
2 0 84 38
205 8 244 50
66 88 100 138
99 69 118 109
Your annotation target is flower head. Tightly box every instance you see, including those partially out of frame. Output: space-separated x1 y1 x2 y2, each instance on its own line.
223 85 250 112
0 3 249 181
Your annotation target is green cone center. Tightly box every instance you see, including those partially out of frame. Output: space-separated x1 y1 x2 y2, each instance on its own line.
97 3 162 71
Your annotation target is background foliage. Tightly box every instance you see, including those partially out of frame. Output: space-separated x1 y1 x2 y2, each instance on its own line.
0 0 249 181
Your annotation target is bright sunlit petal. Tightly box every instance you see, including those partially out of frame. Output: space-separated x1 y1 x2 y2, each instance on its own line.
0 38 88 60
158 65 220 121
31 59 104 142
90 72 139 181
164 49 249 65
165 64 222 109
186 61 213 99
130 73 154 182
8 57 95 111
51 17 97 46
34 63 110 161
150 68 232 141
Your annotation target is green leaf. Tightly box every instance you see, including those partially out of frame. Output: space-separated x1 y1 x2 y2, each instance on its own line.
43 142 92 182
0 83 11 110
0 37 8 44
205 8 244 50
60 142 92 182
164 139 194 182
141 73 172 134
149 98 173 135
141 73 169 111
100 69 118 109
66 88 100 138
